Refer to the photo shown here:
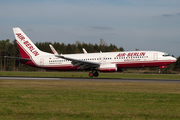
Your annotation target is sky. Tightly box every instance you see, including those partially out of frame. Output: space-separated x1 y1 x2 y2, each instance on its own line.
0 0 180 57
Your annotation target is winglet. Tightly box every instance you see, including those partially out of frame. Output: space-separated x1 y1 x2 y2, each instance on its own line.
49 44 59 55
82 48 88 54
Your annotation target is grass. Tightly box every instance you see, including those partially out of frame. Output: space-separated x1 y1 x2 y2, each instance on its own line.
0 71 180 79
0 80 180 119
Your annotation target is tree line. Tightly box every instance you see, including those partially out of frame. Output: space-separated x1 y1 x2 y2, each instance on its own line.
1 39 180 73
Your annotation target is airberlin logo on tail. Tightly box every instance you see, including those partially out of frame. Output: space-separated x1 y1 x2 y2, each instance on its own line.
16 33 39 56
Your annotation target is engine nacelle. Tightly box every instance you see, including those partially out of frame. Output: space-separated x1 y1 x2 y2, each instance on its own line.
100 64 117 72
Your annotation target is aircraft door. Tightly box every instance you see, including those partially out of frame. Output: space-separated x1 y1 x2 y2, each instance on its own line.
40 58 44 66
154 53 158 61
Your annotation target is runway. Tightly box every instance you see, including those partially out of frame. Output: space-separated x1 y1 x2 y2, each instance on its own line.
0 76 180 83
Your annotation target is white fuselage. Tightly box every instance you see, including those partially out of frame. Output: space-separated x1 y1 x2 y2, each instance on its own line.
29 51 176 71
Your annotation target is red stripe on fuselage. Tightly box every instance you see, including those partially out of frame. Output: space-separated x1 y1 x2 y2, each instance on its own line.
43 65 78 71
115 60 174 68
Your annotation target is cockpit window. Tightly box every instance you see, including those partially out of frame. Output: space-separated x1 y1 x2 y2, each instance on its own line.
162 54 170 57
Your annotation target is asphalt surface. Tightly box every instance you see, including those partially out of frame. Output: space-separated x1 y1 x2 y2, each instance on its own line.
0 77 180 83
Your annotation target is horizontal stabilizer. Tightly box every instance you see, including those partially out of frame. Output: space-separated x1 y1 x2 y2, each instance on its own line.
4 56 31 61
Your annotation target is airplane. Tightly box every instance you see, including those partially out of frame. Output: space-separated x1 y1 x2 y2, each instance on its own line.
7 27 177 77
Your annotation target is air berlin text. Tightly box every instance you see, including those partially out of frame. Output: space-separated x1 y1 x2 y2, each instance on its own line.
16 33 39 56
116 52 146 57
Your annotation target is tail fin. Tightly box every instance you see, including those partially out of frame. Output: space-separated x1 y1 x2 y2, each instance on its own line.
49 44 59 55
13 28 44 58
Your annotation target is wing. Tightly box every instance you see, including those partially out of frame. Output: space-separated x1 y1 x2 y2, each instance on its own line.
55 55 100 70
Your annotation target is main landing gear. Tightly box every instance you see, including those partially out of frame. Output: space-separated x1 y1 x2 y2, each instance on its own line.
89 70 99 77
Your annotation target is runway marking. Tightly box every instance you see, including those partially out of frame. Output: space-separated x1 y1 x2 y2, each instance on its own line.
0 77 180 83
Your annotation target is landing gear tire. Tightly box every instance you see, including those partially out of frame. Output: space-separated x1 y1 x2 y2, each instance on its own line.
89 71 99 77
93 72 99 77
89 72 94 77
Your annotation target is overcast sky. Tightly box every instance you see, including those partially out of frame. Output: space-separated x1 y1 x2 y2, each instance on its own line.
0 0 180 57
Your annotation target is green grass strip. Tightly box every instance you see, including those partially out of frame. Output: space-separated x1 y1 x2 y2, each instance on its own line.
0 80 180 120
0 71 180 80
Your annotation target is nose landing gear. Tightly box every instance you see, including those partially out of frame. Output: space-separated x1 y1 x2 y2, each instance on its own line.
89 70 99 77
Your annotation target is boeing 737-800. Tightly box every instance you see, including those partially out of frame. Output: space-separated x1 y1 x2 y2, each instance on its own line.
7 28 177 77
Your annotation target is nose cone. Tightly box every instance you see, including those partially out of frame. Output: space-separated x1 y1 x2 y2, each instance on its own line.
171 57 177 63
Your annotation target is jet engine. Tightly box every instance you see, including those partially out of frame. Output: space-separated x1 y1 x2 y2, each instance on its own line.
100 64 117 72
